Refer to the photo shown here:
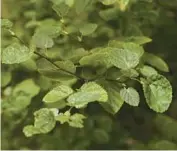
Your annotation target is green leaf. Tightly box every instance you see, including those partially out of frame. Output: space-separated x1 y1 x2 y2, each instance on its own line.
55 60 76 74
55 111 86 128
1 71 12 87
79 23 98 36
43 85 73 103
99 81 124 114
55 111 70 124
13 79 40 98
139 65 158 77
120 87 140 106
117 0 130 11
34 108 56 133
52 3 69 17
143 52 169 72
100 0 117 5
32 33 54 49
122 36 152 45
23 125 40 137
35 24 62 38
65 0 74 7
120 69 139 78
79 47 112 68
37 58 76 82
2 43 33 64
67 82 108 108
108 42 144 69
141 74 172 113
75 0 91 14
99 8 119 21
2 92 32 113
68 113 86 128
1 19 13 29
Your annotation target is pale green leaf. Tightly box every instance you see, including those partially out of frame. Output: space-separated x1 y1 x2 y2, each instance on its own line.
79 47 112 68
1 19 13 29
37 58 77 82
100 0 117 5
141 74 172 113
55 111 70 124
13 79 40 98
120 69 139 78
143 52 169 72
34 108 56 133
43 85 73 103
120 87 140 106
79 23 98 36
68 113 86 128
75 0 91 14
23 125 40 137
67 82 108 108
123 36 152 45
117 0 130 11
139 65 158 77
99 8 119 21
99 81 124 114
55 60 76 73
65 0 74 7
1 71 12 87
32 33 54 49
2 43 33 64
52 3 69 17
109 42 144 69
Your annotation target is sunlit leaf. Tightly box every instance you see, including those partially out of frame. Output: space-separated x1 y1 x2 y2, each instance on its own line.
43 85 73 103
141 74 172 112
2 43 33 64
120 87 140 106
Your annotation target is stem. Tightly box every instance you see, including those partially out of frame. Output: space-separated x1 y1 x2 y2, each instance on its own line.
9 30 84 80
34 51 83 80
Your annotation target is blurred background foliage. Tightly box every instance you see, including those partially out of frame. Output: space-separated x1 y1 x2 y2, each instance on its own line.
1 0 177 149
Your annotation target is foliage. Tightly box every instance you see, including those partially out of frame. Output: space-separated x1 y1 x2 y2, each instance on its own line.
1 0 177 149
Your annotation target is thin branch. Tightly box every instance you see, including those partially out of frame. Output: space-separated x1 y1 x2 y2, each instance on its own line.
9 30 84 80
34 51 83 80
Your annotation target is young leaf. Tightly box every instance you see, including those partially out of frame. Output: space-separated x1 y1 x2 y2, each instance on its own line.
1 19 13 29
143 52 169 72
109 42 144 69
1 71 12 87
117 0 130 11
79 23 98 36
2 43 33 64
52 3 69 17
55 60 76 74
68 113 86 128
55 112 70 124
122 36 152 45
79 47 112 68
13 79 40 98
75 0 91 14
100 0 117 5
120 87 140 106
99 8 119 21
43 85 73 103
67 82 108 108
141 74 172 113
110 48 140 70
65 0 74 7
99 81 124 114
37 58 76 82
34 108 56 133
32 33 54 49
139 65 157 77
23 125 40 137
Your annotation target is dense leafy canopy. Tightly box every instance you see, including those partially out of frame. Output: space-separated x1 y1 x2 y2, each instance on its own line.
1 0 176 150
